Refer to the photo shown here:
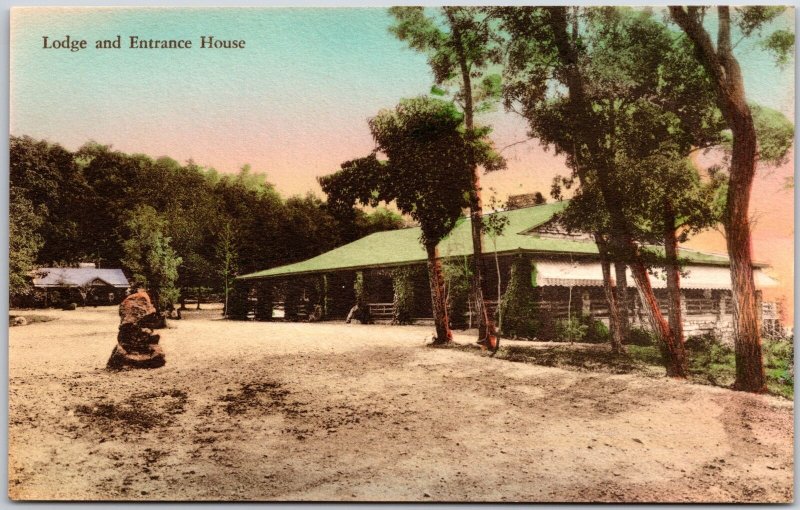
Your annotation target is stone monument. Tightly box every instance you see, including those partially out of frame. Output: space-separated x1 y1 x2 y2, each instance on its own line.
106 290 166 370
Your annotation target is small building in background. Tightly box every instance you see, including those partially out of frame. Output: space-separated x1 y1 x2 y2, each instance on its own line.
31 264 130 307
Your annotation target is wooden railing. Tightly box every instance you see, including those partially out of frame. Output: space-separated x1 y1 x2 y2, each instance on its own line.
368 303 394 320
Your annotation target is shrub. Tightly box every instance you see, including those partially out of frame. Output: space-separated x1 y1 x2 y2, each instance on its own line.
442 258 471 329
553 317 588 342
391 267 419 325
764 339 794 388
497 256 540 339
551 315 609 344
685 333 735 386
685 332 721 353
62 302 77 311
626 327 656 346
583 315 610 344
226 281 250 320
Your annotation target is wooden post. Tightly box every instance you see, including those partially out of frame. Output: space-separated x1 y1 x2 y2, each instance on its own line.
255 282 273 321
322 274 329 319
581 290 591 316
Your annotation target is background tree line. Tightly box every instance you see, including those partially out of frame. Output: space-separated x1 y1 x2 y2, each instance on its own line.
9 136 404 309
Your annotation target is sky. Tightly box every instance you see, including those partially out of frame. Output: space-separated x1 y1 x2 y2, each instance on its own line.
9 6 795 319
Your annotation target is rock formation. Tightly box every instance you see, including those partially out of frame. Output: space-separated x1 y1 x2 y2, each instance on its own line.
107 291 166 370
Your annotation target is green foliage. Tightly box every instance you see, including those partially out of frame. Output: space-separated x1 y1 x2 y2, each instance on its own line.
10 136 92 264
10 135 400 305
761 29 795 67
321 97 479 256
501 7 725 261
554 317 589 343
354 207 405 236
719 104 795 166
215 221 238 312
683 333 793 398
584 317 611 344
626 327 656 346
9 187 44 300
763 339 794 397
120 205 183 311
442 257 471 328
734 6 787 37
686 335 794 398
551 314 609 344
354 271 367 307
370 97 476 247
391 266 420 325
751 104 795 165
482 207 510 240
626 344 664 365
226 281 250 320
388 7 504 112
497 257 540 339
685 333 736 386
467 329 792 398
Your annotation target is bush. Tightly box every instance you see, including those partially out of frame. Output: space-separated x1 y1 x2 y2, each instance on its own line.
764 339 794 390
551 315 609 344
685 332 721 353
626 327 656 346
583 316 610 344
685 333 735 387
442 258 471 329
553 317 588 342
62 302 77 311
226 282 250 320
497 256 540 339
391 267 418 325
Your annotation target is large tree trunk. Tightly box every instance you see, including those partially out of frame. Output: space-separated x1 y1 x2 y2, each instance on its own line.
614 262 630 341
547 6 684 375
628 251 687 377
663 203 685 349
447 9 496 343
669 6 765 392
425 242 453 344
494 245 502 332
596 235 625 354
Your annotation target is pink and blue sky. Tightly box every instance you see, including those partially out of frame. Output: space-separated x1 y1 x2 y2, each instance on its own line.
10 7 795 318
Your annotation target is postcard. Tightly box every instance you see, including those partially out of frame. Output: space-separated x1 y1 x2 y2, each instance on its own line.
8 5 795 502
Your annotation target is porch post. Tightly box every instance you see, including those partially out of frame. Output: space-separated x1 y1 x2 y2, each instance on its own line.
322 274 329 319
254 281 273 321
284 279 300 321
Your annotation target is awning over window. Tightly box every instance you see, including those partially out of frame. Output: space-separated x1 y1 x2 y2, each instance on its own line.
535 261 779 289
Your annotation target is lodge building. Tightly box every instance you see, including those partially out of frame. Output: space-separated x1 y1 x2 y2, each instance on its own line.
237 202 780 342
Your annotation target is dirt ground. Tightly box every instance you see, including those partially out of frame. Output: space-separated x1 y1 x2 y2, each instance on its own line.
8 306 794 502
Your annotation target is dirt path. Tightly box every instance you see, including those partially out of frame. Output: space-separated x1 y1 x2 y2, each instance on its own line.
8 306 794 502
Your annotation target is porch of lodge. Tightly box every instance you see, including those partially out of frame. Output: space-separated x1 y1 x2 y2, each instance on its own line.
236 203 780 343
237 256 780 342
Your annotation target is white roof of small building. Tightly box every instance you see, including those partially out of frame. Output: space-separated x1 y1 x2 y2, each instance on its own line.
32 268 130 288
535 261 779 289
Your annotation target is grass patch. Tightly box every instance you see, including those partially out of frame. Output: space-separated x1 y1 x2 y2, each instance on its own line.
763 339 794 399
490 343 659 376
469 336 794 399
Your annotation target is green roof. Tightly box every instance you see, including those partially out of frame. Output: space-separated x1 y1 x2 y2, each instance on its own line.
238 202 731 280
